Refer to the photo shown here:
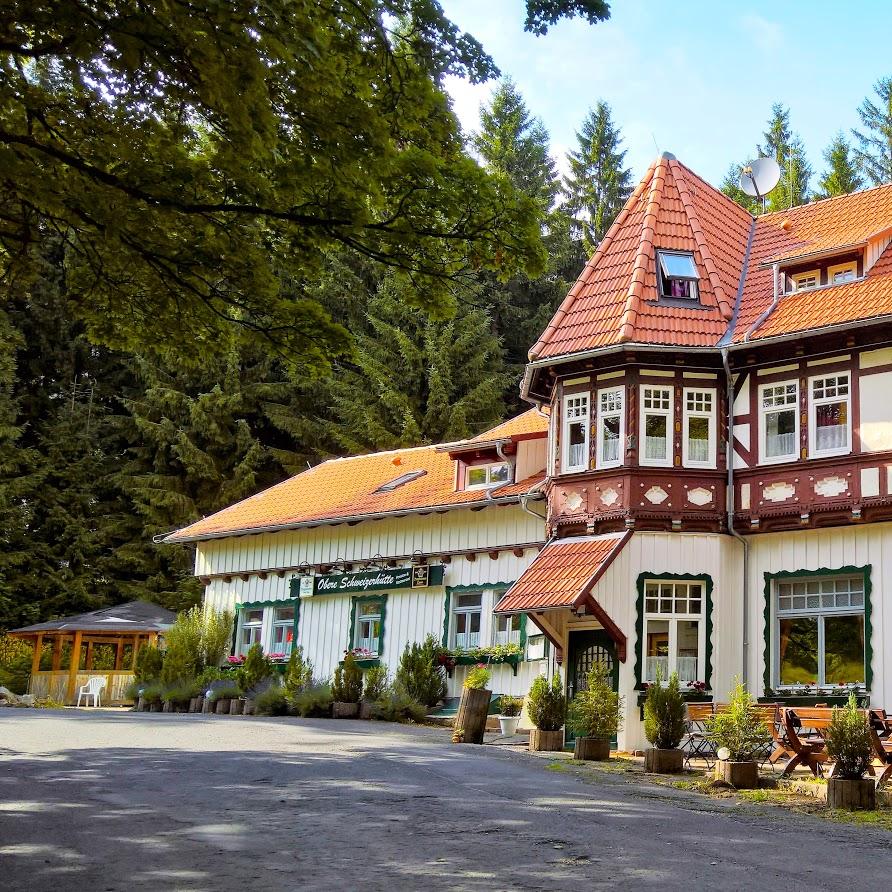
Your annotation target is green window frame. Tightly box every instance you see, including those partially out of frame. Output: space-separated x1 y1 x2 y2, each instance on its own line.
442 584 528 656
348 594 388 657
231 592 302 657
634 572 714 690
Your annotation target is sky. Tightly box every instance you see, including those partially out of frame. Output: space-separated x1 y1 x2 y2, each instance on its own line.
440 0 892 189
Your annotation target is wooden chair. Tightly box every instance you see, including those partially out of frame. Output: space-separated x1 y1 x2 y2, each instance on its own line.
781 707 836 777
683 703 716 767
868 723 892 788
752 704 788 768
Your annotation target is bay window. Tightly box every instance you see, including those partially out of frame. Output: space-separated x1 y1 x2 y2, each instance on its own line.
809 374 850 457
452 593 482 650
239 609 264 654
354 601 382 655
682 388 716 468
643 579 705 684
759 381 799 463
271 606 295 655
596 386 624 468
494 613 521 647
562 393 590 473
775 575 865 688
640 385 673 466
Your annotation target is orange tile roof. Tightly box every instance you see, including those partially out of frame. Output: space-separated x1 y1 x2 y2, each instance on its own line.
467 407 549 443
530 154 751 358
493 534 627 613
165 414 547 542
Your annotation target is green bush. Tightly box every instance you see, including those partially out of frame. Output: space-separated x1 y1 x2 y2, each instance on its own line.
202 609 235 668
193 666 229 696
160 607 235 678
289 683 333 717
332 651 363 703
498 695 524 717
464 664 491 690
254 684 289 716
134 644 164 683
362 665 388 702
283 647 314 698
163 683 195 706
160 641 195 686
567 663 622 740
236 643 274 694
526 674 565 731
208 685 242 702
371 685 427 723
141 682 165 705
124 678 144 701
706 680 769 762
826 693 873 779
394 635 446 708
643 671 686 750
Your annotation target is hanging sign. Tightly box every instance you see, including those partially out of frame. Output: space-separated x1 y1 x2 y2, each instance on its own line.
308 564 444 596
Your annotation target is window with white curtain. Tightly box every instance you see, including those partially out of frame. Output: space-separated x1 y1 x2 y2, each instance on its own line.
682 388 716 468
643 580 706 684
562 393 590 473
596 386 624 468
493 613 521 646
759 381 799 463
239 609 264 655
270 606 295 655
809 374 850 457
640 385 673 466
452 593 482 650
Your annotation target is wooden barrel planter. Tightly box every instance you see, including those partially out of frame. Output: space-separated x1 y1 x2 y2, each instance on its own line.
202 697 213 714
214 698 230 714
454 687 491 744
230 699 244 716
529 729 564 752
644 748 684 773
332 701 359 719
243 699 255 716
828 778 876 810
574 737 611 761
715 760 759 789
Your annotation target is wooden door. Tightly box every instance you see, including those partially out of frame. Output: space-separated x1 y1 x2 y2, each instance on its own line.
566 629 618 743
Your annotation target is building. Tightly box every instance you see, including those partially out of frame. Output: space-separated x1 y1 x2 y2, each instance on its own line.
165 410 556 700
496 152 892 748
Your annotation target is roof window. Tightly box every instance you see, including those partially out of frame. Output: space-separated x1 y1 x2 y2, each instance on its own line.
657 250 699 301
375 469 427 492
828 262 857 285
790 270 820 292
465 461 511 490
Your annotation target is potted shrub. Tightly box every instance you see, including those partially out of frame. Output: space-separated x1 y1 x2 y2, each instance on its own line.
497 695 524 737
527 674 566 752
826 694 876 810
209 685 241 714
360 666 388 720
331 651 363 718
454 664 491 744
567 663 622 761
643 671 686 773
706 680 769 788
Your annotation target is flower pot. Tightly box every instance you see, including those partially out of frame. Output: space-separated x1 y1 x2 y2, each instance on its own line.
498 715 521 737
455 687 491 744
229 699 244 716
359 700 373 720
243 699 255 716
574 737 611 761
714 760 759 789
828 777 876 810
215 698 230 714
332 701 360 719
529 728 564 752
644 748 684 773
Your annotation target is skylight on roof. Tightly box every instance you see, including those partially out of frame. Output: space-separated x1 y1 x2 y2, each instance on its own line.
659 251 698 280
375 469 427 493
657 250 699 301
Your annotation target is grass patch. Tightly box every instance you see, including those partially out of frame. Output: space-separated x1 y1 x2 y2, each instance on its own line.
825 808 892 831
545 761 570 773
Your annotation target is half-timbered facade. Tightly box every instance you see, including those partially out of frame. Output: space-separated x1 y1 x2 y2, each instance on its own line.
496 153 892 749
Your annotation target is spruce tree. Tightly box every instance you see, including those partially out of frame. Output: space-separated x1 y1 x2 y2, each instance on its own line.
720 162 762 214
816 133 864 199
564 102 633 255
853 76 892 186
758 103 812 210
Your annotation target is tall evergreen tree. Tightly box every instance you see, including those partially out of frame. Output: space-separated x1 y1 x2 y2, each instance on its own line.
720 161 762 214
816 133 864 199
564 102 633 255
758 103 812 210
853 76 892 186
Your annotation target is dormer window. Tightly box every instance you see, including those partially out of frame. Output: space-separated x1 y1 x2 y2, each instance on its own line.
465 461 511 489
828 262 857 285
791 270 820 292
657 251 699 301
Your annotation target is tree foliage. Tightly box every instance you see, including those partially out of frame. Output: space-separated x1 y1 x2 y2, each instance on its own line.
394 635 447 708
853 76 892 187
758 103 812 211
816 133 864 199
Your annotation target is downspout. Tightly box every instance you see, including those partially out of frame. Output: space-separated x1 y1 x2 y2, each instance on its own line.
722 347 749 687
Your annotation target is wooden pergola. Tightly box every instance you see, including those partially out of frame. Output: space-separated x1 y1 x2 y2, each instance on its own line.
8 600 176 704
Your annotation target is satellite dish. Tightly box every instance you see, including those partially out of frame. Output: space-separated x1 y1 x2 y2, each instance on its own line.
739 157 781 207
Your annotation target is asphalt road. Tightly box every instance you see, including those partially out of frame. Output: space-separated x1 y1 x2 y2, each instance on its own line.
2 710 891 891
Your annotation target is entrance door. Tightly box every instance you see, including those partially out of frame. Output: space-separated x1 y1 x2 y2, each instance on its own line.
566 629 618 743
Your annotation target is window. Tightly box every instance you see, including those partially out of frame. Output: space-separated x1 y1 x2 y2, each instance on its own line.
376 469 427 493
596 386 625 468
466 462 511 489
271 606 295 655
809 374 850 457
526 634 547 661
682 388 716 467
239 609 264 654
775 575 865 688
562 393 590 473
452 593 482 650
657 251 699 300
791 270 820 292
759 381 799 463
354 601 382 655
640 385 673 466
494 613 521 646
828 262 857 285
643 580 706 684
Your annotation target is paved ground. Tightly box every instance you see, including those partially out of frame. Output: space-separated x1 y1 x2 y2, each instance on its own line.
2 712 892 891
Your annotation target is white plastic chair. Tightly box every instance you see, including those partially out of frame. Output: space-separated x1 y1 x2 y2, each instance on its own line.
76 676 107 707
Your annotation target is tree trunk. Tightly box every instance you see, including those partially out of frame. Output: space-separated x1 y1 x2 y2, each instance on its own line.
574 737 611 761
644 748 684 773
455 687 491 744
529 729 564 752
827 778 876 810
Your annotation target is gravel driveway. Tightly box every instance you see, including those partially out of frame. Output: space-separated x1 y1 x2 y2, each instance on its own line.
2 709 892 891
